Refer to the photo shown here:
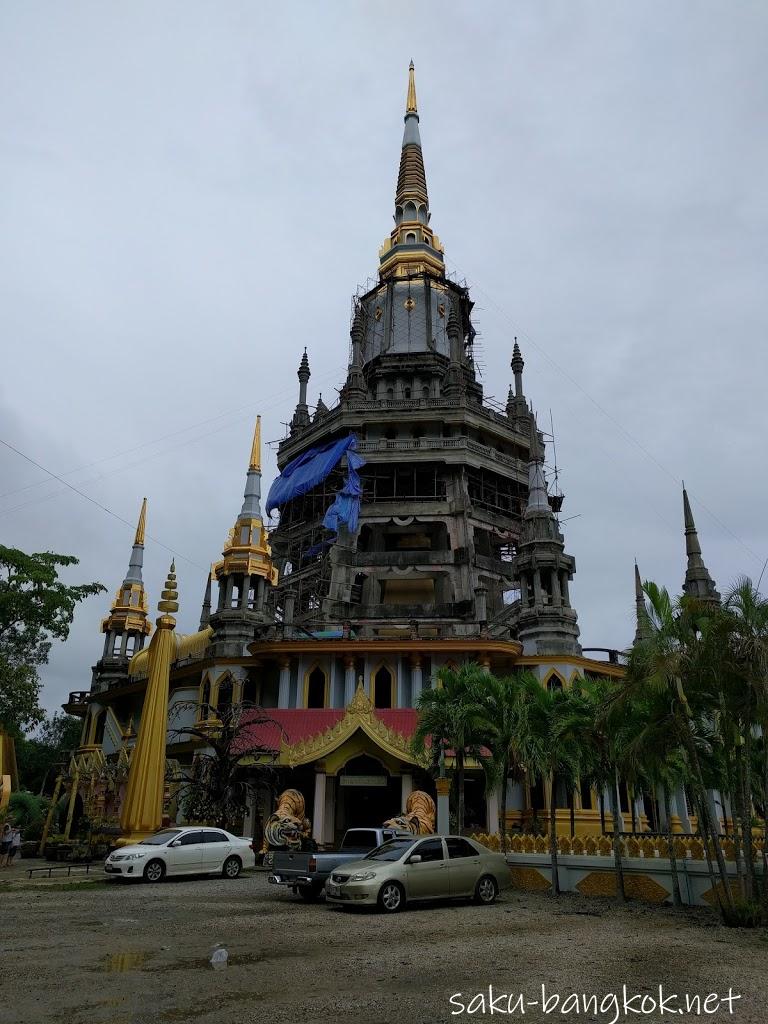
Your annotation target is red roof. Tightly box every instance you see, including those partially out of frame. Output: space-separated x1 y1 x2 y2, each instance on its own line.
236 707 419 754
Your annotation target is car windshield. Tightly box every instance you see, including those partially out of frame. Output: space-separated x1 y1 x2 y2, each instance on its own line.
364 839 417 862
140 830 182 846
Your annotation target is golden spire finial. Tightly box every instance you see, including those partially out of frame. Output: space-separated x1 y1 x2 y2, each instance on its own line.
406 60 417 114
134 497 147 546
249 415 262 472
158 560 179 616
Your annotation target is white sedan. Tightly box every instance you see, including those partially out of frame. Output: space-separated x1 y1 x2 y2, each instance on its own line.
104 827 255 883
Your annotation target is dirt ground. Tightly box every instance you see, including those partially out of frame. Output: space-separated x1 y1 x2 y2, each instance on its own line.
1 865 766 1024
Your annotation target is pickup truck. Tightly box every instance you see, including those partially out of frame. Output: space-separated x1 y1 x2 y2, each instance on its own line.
265 827 411 901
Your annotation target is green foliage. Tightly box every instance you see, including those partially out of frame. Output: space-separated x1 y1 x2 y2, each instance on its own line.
5 790 47 831
170 701 279 832
0 545 105 733
16 713 83 793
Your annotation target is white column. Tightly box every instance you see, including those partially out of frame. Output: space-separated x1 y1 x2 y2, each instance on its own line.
487 785 501 836
312 771 326 846
344 657 356 705
401 773 413 808
278 658 291 708
410 655 423 706
324 776 335 846
672 785 692 834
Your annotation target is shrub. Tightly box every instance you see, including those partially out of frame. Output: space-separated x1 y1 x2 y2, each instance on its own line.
722 900 766 929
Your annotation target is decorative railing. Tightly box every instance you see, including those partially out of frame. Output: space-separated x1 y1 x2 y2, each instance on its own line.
469 831 765 860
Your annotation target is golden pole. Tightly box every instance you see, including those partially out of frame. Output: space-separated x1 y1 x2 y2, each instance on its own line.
117 562 179 846
64 771 80 839
38 774 63 854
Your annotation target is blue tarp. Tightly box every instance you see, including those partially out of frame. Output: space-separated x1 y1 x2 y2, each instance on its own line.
266 433 365 537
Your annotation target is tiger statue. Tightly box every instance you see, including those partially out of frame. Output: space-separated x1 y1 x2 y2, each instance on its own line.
264 788 312 850
383 790 436 835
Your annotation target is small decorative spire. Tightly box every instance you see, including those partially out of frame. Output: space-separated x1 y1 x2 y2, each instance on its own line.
406 60 417 113
634 561 650 643
682 486 720 604
134 497 147 546
157 561 179 618
199 565 213 631
525 413 550 516
313 394 328 422
249 416 261 472
298 348 311 382
239 415 264 521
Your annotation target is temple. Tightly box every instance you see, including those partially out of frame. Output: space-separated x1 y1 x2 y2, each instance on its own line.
62 66 711 845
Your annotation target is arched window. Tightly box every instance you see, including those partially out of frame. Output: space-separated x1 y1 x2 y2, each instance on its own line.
403 201 417 221
217 677 234 717
545 671 565 693
92 710 107 746
306 666 327 708
200 677 211 716
405 232 417 244
373 665 394 709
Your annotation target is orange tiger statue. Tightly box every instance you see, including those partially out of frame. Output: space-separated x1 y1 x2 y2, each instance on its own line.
383 790 436 835
264 788 312 850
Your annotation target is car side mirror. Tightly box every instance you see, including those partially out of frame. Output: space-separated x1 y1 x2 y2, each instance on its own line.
408 854 422 864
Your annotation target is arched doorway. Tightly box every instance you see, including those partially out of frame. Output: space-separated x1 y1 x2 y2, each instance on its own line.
335 754 400 832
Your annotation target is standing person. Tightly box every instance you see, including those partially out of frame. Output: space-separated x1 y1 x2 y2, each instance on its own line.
6 827 21 867
0 822 11 867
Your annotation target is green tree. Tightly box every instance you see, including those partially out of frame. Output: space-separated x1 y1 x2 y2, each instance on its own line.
170 701 280 833
513 679 586 896
470 671 538 850
720 577 768 906
0 546 104 733
627 581 735 915
16 713 83 794
412 663 487 834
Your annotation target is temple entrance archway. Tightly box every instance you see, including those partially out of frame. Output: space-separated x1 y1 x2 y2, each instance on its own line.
334 754 401 835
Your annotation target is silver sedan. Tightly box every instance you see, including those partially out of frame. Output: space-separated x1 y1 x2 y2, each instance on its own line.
324 835 510 913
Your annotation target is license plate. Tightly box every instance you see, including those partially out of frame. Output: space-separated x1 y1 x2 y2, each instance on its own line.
105 865 116 872
327 883 340 896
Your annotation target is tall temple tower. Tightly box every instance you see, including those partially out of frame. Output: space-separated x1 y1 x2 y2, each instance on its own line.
66 65 625 845
267 64 568 646
94 498 151 690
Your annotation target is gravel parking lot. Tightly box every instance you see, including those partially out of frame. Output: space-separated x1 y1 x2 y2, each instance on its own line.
1 869 766 1024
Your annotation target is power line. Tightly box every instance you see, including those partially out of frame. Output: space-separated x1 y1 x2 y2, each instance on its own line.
445 254 763 567
0 437 206 570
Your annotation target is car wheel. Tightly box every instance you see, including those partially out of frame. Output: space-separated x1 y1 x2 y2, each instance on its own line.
222 855 242 880
474 875 498 905
143 859 166 884
298 884 321 902
378 880 405 913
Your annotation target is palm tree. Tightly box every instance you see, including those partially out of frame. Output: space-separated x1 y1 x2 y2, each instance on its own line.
722 577 768 906
627 581 735 914
513 678 585 896
412 663 486 834
470 671 538 850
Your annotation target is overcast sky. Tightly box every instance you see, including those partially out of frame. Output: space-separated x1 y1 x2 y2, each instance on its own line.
2 2 766 718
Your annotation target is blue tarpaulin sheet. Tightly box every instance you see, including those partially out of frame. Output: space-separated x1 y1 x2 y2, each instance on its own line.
266 434 365 537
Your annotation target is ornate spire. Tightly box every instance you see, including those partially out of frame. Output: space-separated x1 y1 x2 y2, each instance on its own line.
406 59 417 113
682 487 720 604
291 349 312 431
216 415 277 592
379 63 444 280
249 414 261 472
525 413 550 516
313 394 328 422
634 561 650 643
101 498 151 647
199 565 214 630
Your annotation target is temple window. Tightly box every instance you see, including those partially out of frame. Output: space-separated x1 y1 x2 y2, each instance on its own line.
217 677 234 717
92 710 107 746
373 665 394 709
200 678 211 716
306 666 327 708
